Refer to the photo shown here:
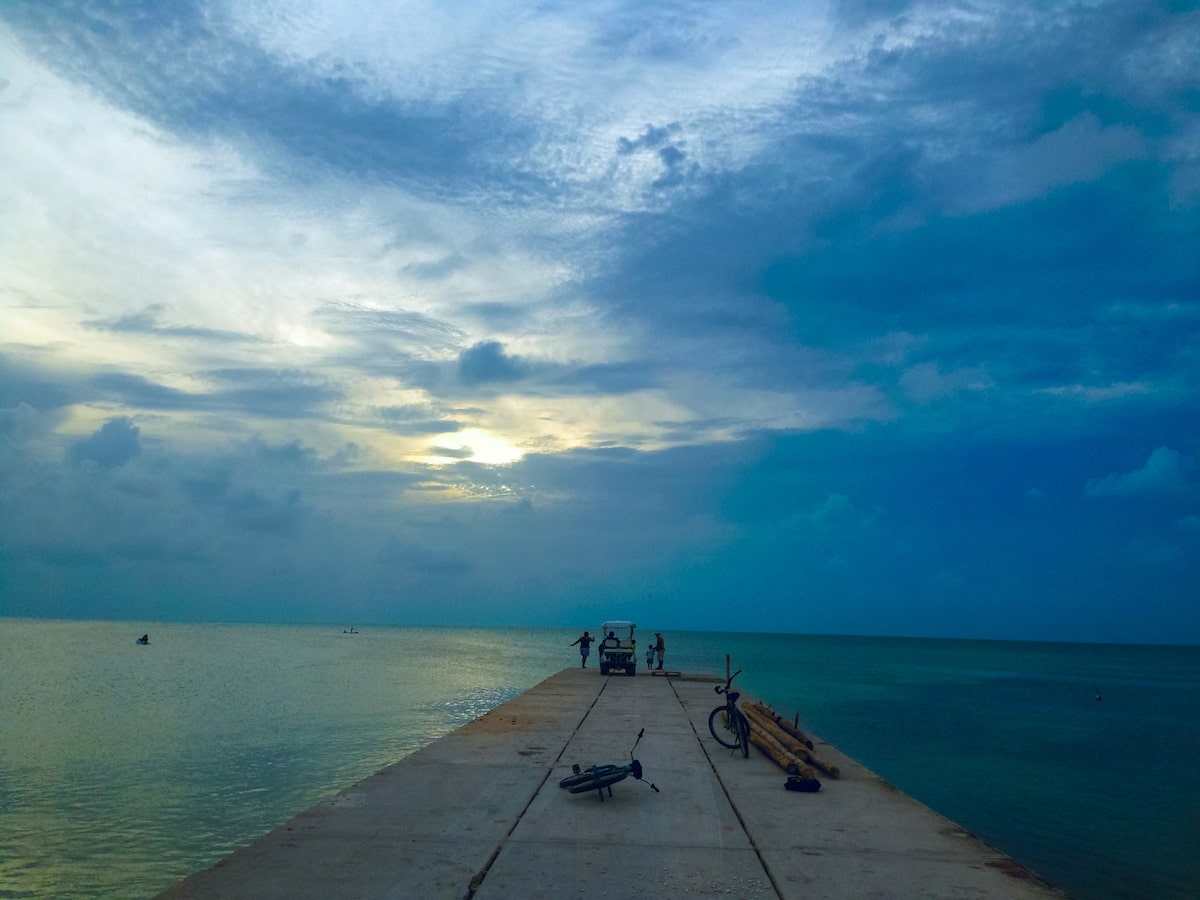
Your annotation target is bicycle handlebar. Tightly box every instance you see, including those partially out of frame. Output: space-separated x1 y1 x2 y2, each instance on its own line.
715 669 742 694
629 728 646 758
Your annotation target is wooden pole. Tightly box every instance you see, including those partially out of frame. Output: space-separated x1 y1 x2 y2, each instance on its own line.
743 704 807 756
745 724 799 773
745 702 841 779
739 712 817 777
747 702 815 748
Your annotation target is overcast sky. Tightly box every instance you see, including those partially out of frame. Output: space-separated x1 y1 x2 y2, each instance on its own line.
1 1 1197 642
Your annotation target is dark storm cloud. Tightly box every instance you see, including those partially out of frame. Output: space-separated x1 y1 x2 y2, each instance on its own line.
547 361 657 395
457 341 529 384
87 368 343 419
701 426 1200 640
248 438 319 468
374 403 465 436
223 487 305 533
91 373 198 410
456 302 532 332
84 306 262 344
0 354 72 412
452 343 658 396
763 173 1199 341
170 438 338 537
577 4 1199 435
196 369 343 418
381 342 657 402
510 441 755 519
2 1 1197 640
179 464 234 505
378 536 469 574
68 417 141 468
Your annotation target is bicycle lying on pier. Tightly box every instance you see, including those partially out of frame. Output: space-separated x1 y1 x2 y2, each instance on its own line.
708 669 751 758
558 729 660 801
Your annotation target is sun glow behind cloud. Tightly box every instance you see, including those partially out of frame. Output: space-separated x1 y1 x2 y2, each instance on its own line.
424 428 525 466
0 1 1197 642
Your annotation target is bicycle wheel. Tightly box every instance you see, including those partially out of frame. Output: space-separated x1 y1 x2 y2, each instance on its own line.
708 705 741 749
559 765 622 790
734 708 751 758
567 770 628 794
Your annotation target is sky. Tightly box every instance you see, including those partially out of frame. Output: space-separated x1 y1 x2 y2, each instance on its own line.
1 1 1197 642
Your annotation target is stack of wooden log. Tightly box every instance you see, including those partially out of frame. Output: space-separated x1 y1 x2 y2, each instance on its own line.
741 701 841 780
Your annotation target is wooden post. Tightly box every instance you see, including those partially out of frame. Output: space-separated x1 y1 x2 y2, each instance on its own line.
745 702 841 779
746 724 804 775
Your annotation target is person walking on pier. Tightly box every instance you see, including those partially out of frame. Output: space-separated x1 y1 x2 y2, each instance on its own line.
570 631 594 668
654 632 665 670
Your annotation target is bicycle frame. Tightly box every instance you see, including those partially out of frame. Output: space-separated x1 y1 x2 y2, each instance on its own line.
559 729 660 800
708 669 750 757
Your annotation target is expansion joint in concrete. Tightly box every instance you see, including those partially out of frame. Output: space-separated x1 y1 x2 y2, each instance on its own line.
464 674 610 899
668 678 785 900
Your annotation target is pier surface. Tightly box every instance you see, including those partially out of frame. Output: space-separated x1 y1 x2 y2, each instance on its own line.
161 668 1064 899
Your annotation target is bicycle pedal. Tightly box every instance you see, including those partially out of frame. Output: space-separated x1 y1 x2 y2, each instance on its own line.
571 764 581 775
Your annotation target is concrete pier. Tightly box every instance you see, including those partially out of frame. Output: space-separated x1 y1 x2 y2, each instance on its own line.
160 668 1065 899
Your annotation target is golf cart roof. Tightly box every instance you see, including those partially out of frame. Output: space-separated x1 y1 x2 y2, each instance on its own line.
601 620 635 630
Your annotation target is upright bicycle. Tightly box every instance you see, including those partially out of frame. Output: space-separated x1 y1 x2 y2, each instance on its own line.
708 669 751 758
559 729 660 800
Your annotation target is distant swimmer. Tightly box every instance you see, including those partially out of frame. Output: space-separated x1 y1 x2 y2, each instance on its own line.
136 634 149 645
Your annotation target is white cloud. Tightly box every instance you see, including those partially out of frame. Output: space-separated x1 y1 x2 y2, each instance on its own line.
1085 446 1195 498
227 0 840 204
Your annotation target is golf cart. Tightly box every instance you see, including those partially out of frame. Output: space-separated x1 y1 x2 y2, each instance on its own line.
598 620 638 676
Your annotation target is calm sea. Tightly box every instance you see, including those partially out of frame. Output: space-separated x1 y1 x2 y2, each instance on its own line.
0 620 1196 899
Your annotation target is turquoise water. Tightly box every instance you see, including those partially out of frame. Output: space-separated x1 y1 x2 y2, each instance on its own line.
0 621 1196 899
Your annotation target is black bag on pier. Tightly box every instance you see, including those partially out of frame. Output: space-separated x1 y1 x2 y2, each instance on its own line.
784 775 821 792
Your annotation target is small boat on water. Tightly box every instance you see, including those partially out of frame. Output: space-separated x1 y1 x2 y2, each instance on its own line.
136 634 150 645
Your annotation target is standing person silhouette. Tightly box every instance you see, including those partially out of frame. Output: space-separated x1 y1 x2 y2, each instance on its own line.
654 632 665 670
570 631 594 668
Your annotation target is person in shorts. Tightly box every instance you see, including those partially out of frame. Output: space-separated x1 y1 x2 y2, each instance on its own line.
570 631 593 668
